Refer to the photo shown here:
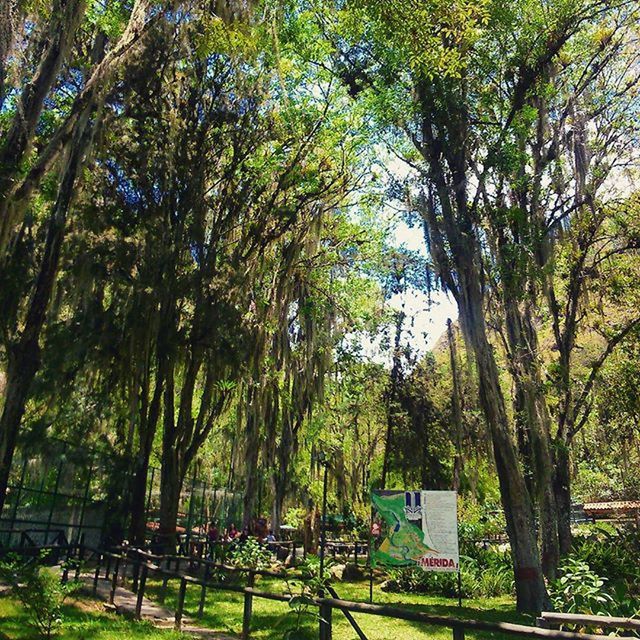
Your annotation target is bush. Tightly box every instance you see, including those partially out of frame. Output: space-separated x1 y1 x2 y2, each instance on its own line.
384 567 459 597
282 555 333 640
550 557 640 619
283 507 306 530
549 558 615 615
229 538 272 570
550 534 640 619
0 552 79 639
383 549 514 599
458 496 505 544
570 526 640 595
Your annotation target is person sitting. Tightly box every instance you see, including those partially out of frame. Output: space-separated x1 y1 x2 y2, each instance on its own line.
227 523 239 541
265 529 277 552
207 521 219 559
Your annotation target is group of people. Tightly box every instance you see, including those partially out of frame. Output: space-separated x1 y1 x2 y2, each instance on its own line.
206 517 277 549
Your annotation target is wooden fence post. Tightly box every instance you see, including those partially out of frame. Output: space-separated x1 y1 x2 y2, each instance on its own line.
319 601 332 640
75 542 84 581
453 624 465 640
120 551 128 588
175 577 187 631
242 572 255 640
109 557 120 605
93 554 103 595
536 618 551 629
135 564 148 620
159 573 169 604
132 551 140 593
198 564 210 618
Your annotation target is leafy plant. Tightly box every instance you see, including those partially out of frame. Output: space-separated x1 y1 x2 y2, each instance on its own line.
550 552 640 620
283 507 306 530
550 558 614 615
384 548 513 599
282 556 333 640
229 538 272 570
0 552 79 639
570 527 640 595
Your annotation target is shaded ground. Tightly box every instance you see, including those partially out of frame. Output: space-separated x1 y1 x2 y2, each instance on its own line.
1 570 530 640
144 575 530 640
0 595 186 640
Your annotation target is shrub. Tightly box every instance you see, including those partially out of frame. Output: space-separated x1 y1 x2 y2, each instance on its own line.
383 550 514 599
384 567 459 597
550 550 640 619
229 538 272 570
282 555 332 640
0 552 79 639
549 558 614 615
570 526 640 595
283 507 306 530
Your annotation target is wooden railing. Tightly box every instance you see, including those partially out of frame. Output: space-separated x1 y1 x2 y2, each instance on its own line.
1 541 636 640
537 612 640 633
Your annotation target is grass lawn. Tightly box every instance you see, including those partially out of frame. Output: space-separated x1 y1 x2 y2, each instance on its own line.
144 575 533 640
0 576 533 640
0 594 186 640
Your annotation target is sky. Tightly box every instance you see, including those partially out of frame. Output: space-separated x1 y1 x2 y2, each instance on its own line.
391 221 458 353
358 218 457 367
383 152 458 355
358 150 459 365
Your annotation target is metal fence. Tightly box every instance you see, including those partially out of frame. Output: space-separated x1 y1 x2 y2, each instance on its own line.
0 437 242 548
144 466 243 537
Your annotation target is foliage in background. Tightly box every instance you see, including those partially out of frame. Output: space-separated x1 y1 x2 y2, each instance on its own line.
383 546 513 599
548 527 640 618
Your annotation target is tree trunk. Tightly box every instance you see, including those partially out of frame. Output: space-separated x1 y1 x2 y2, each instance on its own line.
0 0 153 259
271 446 289 533
503 301 559 580
242 411 260 529
447 318 464 492
0 0 19 109
0 342 40 516
158 448 184 552
0 0 85 254
128 371 164 547
271 483 284 534
128 445 153 547
381 311 403 488
458 267 549 612
553 444 572 556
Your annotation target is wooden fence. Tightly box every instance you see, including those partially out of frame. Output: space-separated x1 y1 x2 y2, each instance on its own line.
1 540 636 640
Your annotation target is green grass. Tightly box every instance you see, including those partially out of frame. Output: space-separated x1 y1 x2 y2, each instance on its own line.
0 576 533 640
0 594 187 640
144 575 532 640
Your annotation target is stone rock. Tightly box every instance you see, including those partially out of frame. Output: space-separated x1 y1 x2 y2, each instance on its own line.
380 579 398 592
329 563 364 581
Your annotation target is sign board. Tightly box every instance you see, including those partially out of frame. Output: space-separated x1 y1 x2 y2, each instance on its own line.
371 490 459 572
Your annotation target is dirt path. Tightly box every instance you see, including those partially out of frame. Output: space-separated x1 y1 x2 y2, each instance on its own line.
80 575 238 639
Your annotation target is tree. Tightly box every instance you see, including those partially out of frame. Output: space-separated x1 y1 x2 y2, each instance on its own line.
0 0 163 518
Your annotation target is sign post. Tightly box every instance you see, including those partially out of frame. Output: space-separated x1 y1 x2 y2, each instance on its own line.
371 490 460 604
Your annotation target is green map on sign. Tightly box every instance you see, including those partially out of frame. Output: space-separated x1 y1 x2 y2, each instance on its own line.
371 491 436 567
